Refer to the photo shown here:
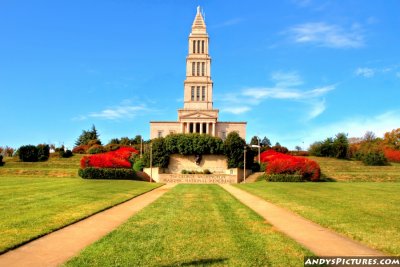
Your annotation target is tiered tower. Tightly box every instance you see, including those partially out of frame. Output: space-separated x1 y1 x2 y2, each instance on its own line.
177 6 219 135
150 6 246 140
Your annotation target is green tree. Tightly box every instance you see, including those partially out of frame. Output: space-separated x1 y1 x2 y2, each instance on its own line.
75 125 100 146
133 135 142 145
250 136 260 146
120 137 132 146
223 132 247 168
333 133 349 159
108 138 120 145
261 137 271 148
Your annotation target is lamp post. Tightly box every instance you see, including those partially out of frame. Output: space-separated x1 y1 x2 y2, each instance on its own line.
149 142 153 183
243 146 247 183
251 143 261 164
140 137 143 158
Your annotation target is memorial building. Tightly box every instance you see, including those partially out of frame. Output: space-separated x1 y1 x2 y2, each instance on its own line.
150 7 246 140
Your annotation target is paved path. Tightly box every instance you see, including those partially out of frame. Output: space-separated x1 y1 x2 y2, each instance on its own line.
0 183 176 267
220 184 384 256
243 172 264 183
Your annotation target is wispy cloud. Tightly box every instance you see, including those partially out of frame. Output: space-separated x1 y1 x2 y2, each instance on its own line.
302 110 400 147
220 106 251 115
355 65 400 78
74 99 150 121
271 71 303 87
355 67 375 78
89 105 147 120
213 18 244 28
286 22 364 48
218 71 335 119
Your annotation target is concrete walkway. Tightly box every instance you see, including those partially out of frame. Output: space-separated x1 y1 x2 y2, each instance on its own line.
220 184 384 256
243 172 264 183
0 183 176 267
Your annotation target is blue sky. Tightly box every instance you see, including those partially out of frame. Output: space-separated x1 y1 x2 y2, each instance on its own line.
1 0 399 150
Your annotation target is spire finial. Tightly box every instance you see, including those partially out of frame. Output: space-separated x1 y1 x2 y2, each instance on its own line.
197 6 200 14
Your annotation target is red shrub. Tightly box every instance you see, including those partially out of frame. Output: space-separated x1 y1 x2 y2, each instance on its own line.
260 149 321 181
384 148 400 163
80 146 139 169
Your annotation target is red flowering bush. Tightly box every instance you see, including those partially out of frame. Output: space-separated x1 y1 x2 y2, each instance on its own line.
260 150 320 181
384 148 400 163
80 146 139 169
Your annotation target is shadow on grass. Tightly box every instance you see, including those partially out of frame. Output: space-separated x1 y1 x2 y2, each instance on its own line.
318 173 337 182
161 258 229 266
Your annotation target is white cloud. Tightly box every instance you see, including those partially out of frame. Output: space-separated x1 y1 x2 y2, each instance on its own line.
219 71 334 120
89 105 147 120
74 99 150 121
271 71 303 87
242 85 334 102
307 99 326 120
275 110 400 150
287 22 364 48
221 106 251 115
355 67 375 78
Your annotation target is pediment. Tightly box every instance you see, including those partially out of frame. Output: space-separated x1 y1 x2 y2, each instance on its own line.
180 111 217 119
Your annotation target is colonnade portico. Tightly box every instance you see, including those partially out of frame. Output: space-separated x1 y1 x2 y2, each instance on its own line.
182 122 216 135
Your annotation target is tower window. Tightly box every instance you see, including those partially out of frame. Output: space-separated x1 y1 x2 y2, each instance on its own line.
202 40 204 53
202 62 205 76
192 62 195 76
193 40 196 54
191 87 195 101
196 86 200 101
197 62 200 76
202 86 205 101
197 40 200 53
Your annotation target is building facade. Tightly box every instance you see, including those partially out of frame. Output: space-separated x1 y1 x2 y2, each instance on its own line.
150 7 246 140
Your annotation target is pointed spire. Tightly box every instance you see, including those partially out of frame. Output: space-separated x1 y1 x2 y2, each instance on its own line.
191 6 207 34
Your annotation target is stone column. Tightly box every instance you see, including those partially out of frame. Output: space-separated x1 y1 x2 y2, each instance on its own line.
212 123 216 136
181 123 184 134
200 122 204 134
206 123 209 135
186 122 189 133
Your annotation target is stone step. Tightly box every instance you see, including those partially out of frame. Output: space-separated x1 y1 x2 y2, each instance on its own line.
159 174 238 184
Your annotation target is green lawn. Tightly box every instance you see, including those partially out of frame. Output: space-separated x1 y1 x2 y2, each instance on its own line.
0 155 83 178
236 182 400 255
0 177 161 253
310 156 400 182
65 185 312 267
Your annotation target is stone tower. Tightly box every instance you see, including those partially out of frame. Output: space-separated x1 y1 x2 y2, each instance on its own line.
150 6 246 140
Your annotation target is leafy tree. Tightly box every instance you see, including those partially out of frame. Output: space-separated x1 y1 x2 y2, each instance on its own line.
120 137 132 146
333 133 349 159
223 132 247 168
18 145 38 162
75 125 100 146
133 135 142 145
261 137 271 148
108 138 120 145
383 128 400 149
295 146 302 152
37 144 50 161
250 136 260 146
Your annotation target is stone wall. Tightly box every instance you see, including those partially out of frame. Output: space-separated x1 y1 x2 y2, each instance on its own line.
167 154 227 174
